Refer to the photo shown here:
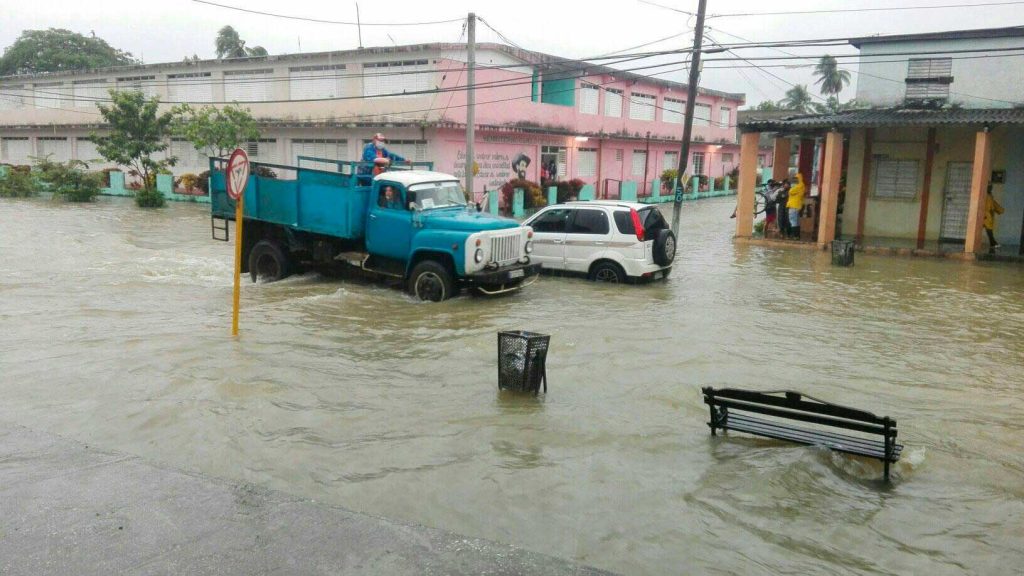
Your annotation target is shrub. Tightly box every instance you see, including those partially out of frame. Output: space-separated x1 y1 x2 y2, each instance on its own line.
754 220 766 235
134 187 165 208
0 168 36 198
196 170 211 194
500 178 546 210
98 167 120 188
178 172 199 192
253 165 277 179
552 179 584 203
713 176 726 191
33 158 100 202
660 168 678 190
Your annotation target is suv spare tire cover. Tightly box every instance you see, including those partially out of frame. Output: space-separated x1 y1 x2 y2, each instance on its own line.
653 229 676 266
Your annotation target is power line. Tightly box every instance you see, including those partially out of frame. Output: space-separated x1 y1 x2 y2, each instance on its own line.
191 0 466 26
708 1 1024 18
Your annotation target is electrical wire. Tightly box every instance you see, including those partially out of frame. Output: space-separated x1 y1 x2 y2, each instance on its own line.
708 1 1024 18
191 0 466 26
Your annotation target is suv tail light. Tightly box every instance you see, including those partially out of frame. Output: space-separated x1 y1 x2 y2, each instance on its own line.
630 208 645 242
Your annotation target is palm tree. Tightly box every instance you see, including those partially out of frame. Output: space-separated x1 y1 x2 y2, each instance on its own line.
245 46 268 57
813 55 852 97
781 85 814 113
216 26 246 59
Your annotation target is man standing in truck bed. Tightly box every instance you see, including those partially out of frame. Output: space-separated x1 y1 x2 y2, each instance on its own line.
358 133 406 184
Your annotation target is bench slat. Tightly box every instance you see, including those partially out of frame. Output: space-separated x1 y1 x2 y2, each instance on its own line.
706 397 892 436
720 414 902 461
704 387 890 425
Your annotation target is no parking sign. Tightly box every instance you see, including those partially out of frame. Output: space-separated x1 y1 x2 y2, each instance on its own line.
228 148 250 336
227 148 250 201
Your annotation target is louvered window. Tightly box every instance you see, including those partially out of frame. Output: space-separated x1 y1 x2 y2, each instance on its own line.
905 58 953 102
363 60 431 98
224 69 273 102
873 158 919 199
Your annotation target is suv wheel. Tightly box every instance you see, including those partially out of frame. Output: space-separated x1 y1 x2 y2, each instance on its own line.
589 261 626 283
653 229 677 266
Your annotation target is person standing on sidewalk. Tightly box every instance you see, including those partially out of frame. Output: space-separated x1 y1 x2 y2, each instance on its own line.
984 184 1004 249
786 173 806 240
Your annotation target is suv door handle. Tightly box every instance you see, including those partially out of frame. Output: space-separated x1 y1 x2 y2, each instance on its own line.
369 214 377 220
553 238 564 244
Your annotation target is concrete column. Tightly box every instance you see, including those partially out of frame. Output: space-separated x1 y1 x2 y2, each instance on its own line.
916 128 938 249
797 138 815 183
964 129 993 255
736 131 760 238
817 131 844 246
855 129 874 244
772 137 790 181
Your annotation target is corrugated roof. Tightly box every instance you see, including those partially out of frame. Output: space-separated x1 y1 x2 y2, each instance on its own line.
739 107 1024 132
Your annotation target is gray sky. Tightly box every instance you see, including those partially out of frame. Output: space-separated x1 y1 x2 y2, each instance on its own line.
1 0 1022 106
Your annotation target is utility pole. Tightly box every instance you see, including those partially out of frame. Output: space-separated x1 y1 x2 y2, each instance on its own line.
670 0 708 237
465 13 476 200
355 3 364 49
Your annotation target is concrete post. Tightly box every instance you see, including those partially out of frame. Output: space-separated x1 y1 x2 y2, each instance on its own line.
488 188 499 213
691 176 699 196
547 186 557 206
579 184 595 201
724 175 731 193
736 132 760 238
513 188 525 218
621 181 638 202
772 137 790 181
797 138 815 184
817 131 844 246
964 129 993 255
650 179 660 200
709 175 717 195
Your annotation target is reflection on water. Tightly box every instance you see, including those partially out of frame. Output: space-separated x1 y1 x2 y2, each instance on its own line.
1 196 1023 575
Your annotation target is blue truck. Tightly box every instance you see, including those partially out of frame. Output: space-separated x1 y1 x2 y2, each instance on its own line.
210 157 540 301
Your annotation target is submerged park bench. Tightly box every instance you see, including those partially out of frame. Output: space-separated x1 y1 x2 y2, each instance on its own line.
701 387 902 480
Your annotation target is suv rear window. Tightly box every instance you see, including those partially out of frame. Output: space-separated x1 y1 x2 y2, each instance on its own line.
613 207 668 237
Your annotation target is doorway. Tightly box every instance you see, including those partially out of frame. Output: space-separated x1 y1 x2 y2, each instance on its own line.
939 162 973 242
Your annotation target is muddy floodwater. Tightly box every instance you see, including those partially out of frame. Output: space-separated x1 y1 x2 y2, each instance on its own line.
2 196 1022 575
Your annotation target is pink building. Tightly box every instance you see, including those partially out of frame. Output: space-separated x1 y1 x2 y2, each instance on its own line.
0 42 748 197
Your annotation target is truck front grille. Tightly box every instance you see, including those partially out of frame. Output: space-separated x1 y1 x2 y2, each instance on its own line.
490 233 522 265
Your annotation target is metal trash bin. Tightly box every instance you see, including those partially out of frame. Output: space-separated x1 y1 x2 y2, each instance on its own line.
832 239 855 266
498 331 550 394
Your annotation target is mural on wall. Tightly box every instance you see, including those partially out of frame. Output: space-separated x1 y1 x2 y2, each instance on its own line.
511 153 531 180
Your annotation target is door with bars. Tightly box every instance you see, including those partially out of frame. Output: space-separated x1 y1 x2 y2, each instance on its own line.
939 162 973 242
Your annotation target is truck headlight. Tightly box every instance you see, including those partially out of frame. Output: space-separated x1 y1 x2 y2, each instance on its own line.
474 248 484 263
525 241 533 254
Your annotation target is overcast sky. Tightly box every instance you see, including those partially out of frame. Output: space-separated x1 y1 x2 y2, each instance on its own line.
1 0 1021 106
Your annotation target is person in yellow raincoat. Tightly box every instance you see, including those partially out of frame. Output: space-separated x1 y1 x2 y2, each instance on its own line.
984 184 1004 249
786 173 806 239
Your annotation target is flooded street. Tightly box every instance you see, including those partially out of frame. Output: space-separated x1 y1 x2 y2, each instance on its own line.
2 196 1022 575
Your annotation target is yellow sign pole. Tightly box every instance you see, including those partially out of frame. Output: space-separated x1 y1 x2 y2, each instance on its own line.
231 195 244 336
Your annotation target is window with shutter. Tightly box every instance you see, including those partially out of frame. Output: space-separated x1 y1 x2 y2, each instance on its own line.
116 76 157 98
361 139 427 162
362 60 431 98
663 151 678 172
694 103 711 127
1 137 31 163
692 152 706 175
37 137 70 161
905 58 953 102
168 72 213 102
0 85 26 110
224 69 273 102
604 88 623 117
72 80 107 108
579 83 599 114
75 139 105 164
719 107 731 127
628 93 656 121
632 151 648 176
33 82 67 109
577 148 597 177
289 64 346 100
293 139 348 170
873 158 919 199
663 98 684 124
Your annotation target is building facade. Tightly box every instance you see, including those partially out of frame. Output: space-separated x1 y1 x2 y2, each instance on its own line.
0 43 746 201
737 26 1024 257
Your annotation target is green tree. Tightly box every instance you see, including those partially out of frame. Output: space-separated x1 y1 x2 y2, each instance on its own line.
754 100 784 111
246 46 268 57
216 25 246 58
813 55 852 97
0 28 138 75
92 90 176 189
780 85 815 113
172 103 260 159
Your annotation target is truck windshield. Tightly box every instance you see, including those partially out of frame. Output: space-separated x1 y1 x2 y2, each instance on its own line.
408 181 467 210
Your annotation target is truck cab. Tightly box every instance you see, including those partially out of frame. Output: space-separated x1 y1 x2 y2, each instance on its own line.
210 158 540 302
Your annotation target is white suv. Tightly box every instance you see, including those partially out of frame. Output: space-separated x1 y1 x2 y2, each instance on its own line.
523 201 676 283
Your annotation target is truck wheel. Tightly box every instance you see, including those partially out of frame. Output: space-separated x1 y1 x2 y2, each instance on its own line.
589 261 626 283
408 261 454 302
653 229 677 266
249 240 292 283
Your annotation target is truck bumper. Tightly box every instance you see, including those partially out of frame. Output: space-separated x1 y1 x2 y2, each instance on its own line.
467 262 542 294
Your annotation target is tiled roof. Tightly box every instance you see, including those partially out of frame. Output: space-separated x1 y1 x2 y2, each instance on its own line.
739 107 1024 132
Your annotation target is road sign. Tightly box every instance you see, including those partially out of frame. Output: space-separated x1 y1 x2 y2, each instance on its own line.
227 148 250 201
